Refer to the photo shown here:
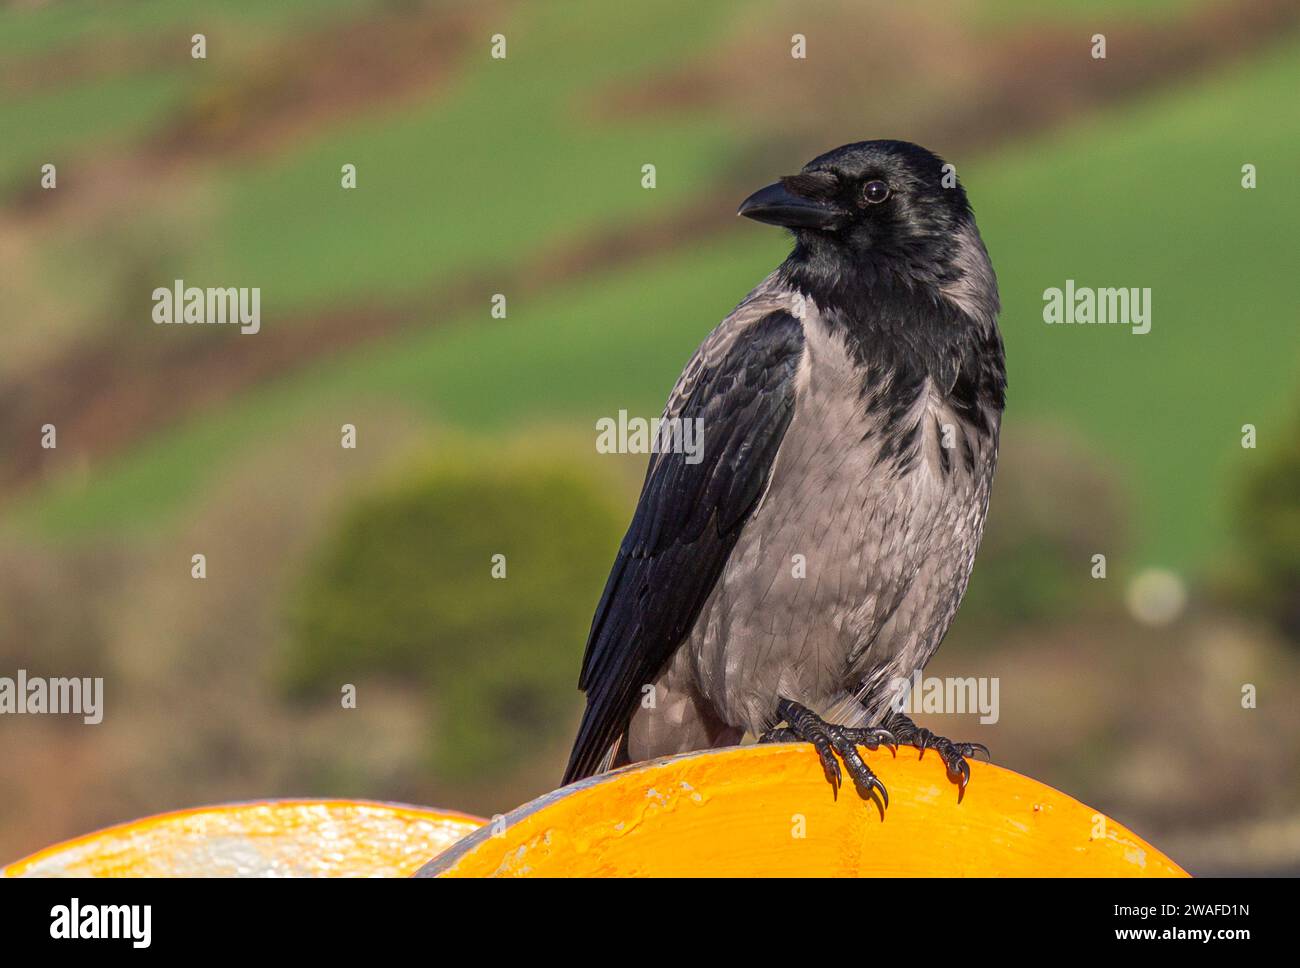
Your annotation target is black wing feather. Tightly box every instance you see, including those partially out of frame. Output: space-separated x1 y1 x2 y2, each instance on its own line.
564 310 805 784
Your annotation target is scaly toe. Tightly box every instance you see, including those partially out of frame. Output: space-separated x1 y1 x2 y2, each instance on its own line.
830 734 890 809
758 726 797 744
814 740 842 796
832 725 898 754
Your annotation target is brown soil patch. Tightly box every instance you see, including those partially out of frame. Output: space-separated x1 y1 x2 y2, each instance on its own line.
0 34 190 98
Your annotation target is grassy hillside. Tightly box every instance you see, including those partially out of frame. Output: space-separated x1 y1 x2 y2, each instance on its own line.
9 31 1300 575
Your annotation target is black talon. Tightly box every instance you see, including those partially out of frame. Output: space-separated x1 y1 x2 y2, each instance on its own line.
949 755 971 792
812 734 842 796
837 742 890 809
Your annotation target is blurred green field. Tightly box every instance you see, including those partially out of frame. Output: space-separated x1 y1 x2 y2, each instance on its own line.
0 0 374 189
977 0 1201 23
0 0 367 55
0 71 188 189
10 26 1299 575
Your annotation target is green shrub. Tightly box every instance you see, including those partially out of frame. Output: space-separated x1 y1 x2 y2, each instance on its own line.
282 445 626 780
1236 407 1300 642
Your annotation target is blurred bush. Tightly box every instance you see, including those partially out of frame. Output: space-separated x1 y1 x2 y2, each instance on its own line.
1235 405 1300 643
282 444 626 780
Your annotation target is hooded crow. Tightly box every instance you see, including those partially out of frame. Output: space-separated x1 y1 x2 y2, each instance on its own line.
564 140 1006 805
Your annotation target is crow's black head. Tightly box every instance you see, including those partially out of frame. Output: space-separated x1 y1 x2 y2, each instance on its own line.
739 140 993 318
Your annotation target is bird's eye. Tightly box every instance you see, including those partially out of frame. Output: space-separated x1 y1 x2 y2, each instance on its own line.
862 180 890 205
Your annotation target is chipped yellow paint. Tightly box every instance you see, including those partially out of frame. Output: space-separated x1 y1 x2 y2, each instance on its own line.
422 746 1188 877
3 799 484 878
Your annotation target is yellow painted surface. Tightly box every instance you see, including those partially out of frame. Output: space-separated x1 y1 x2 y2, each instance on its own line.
425 745 1188 877
3 799 484 878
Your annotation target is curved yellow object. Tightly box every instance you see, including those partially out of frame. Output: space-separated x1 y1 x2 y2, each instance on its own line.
421 745 1188 877
3 799 484 878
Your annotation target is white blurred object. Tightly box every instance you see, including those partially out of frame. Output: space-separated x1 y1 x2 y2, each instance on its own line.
1126 568 1188 626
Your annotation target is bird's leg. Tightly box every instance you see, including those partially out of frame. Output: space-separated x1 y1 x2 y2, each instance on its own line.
882 711 990 800
759 698 895 808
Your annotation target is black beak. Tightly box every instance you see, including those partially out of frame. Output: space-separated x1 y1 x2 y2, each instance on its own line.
737 179 846 230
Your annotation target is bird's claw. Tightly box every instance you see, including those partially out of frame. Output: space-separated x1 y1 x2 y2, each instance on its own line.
884 713 990 802
761 698 890 809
